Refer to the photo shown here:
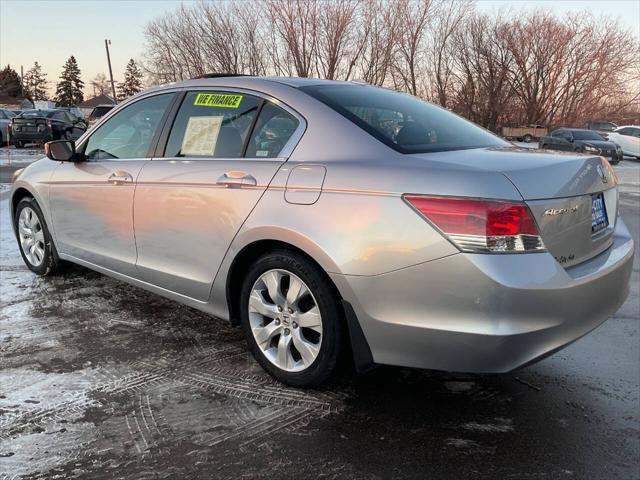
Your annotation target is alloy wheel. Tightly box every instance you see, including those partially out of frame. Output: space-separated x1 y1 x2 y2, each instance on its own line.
18 207 45 267
248 269 323 372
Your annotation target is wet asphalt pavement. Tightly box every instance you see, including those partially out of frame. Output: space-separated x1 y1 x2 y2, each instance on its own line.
0 161 638 479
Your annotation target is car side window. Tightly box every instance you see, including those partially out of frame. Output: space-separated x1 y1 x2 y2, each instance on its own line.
83 94 174 161
550 130 561 137
559 130 573 141
245 102 300 158
617 128 631 136
0 110 6 120
165 91 261 158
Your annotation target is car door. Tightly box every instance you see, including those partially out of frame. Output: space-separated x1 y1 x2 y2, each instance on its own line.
616 128 640 156
555 130 574 151
547 130 563 150
49 93 175 276
133 90 303 301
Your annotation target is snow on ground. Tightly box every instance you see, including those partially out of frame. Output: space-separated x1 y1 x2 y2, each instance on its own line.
0 146 46 166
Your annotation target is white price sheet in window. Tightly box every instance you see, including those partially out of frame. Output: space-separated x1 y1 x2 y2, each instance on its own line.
180 116 223 156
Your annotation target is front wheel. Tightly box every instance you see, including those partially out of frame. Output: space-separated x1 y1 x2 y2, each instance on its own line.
15 197 63 276
239 250 344 387
523 134 533 143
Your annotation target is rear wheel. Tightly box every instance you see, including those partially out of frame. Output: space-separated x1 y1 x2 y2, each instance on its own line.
14 140 24 148
239 250 344 386
523 134 533 143
15 197 63 276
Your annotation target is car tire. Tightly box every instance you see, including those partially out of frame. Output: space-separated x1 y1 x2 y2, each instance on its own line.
14 197 64 276
523 134 533 143
540 143 547 149
14 140 24 148
239 250 344 387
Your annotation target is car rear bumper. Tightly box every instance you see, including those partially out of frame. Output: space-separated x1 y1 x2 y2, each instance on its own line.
332 218 634 373
11 131 53 143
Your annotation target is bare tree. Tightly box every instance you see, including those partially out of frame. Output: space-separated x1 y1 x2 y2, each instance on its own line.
315 0 360 79
392 0 433 96
140 0 639 129
90 73 110 96
266 0 319 77
427 0 472 106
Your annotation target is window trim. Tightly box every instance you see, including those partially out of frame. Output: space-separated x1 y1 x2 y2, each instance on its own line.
76 91 179 162
153 86 307 162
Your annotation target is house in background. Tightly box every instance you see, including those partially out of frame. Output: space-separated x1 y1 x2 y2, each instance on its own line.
0 95 34 110
78 94 116 117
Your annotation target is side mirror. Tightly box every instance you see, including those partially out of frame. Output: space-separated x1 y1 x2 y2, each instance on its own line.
45 140 77 162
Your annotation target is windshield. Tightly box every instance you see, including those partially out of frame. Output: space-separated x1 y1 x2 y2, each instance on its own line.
573 130 605 141
300 84 508 154
92 106 114 117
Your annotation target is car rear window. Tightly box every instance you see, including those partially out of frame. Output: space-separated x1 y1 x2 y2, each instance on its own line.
19 110 56 118
299 84 508 154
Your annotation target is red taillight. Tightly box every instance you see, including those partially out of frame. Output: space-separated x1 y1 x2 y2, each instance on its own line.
404 195 545 253
88 115 96 122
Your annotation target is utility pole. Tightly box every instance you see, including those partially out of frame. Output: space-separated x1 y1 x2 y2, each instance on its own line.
20 65 24 97
105 39 117 102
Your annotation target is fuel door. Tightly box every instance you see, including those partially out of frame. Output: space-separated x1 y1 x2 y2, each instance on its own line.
285 164 326 205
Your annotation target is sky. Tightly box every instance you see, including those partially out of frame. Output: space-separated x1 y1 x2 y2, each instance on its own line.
1 0 639 98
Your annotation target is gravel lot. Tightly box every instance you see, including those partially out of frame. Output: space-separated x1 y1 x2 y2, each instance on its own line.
0 156 638 479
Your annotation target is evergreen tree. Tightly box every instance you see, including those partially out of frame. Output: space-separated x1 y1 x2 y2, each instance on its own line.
0 65 22 97
23 62 48 101
55 56 84 106
117 59 143 100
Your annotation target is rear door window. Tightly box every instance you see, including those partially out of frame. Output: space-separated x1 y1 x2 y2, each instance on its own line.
164 91 261 158
245 102 300 158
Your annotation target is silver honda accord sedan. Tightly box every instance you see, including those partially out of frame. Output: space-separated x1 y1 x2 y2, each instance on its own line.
10 76 634 386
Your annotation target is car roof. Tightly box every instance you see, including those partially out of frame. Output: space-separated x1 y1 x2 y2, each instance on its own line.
146 75 361 95
562 128 597 133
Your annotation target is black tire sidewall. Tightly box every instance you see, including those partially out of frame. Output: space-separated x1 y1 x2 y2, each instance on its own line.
14 197 58 275
239 250 343 387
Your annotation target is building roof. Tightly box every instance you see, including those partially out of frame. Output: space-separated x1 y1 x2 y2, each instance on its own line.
78 94 116 108
0 94 31 107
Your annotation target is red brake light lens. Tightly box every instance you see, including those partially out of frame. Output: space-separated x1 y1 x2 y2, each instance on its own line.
404 195 545 253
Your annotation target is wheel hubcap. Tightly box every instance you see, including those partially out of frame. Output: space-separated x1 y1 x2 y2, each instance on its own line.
18 207 45 267
249 269 323 372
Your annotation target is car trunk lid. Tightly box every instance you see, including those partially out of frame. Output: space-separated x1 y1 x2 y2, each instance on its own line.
12 116 49 133
412 147 618 268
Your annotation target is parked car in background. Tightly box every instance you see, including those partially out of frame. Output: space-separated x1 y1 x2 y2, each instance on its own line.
86 104 115 127
57 106 87 125
502 125 548 143
540 128 623 164
0 108 17 144
10 109 87 148
606 126 640 159
10 77 634 386
584 120 618 138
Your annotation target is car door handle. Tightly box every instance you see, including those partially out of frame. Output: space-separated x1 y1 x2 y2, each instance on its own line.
216 172 257 187
108 171 134 184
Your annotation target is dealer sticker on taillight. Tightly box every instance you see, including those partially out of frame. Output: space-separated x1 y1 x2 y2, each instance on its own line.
591 193 608 234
